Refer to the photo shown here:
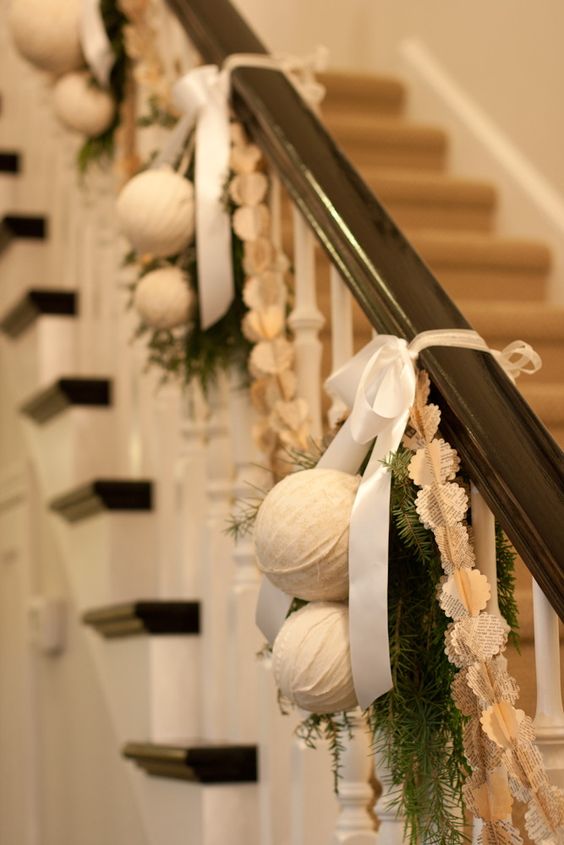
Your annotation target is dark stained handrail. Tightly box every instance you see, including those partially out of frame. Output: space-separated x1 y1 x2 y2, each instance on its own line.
166 0 564 617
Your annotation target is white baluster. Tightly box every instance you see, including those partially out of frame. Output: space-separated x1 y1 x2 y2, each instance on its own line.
174 382 208 597
328 265 354 425
470 484 500 617
288 208 325 439
201 377 235 739
226 371 268 741
333 711 377 844
532 581 564 788
373 743 409 845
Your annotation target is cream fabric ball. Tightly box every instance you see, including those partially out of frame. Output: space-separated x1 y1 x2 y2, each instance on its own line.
10 0 83 75
134 266 193 330
273 602 357 714
116 168 195 258
53 72 115 137
254 468 359 601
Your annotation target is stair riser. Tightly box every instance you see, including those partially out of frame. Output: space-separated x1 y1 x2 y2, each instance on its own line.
62 515 159 611
23 409 118 498
383 204 493 233
96 637 201 742
0 241 49 308
2 316 77 402
336 142 446 171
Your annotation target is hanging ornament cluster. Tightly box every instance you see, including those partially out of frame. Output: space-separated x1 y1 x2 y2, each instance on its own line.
405 371 564 845
117 161 196 330
9 0 118 139
229 122 314 474
255 466 359 713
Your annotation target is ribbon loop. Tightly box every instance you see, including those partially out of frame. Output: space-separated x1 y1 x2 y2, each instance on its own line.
79 0 115 88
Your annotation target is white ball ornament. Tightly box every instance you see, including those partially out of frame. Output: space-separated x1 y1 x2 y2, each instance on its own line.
53 72 115 137
134 266 193 331
273 602 358 714
116 167 195 258
254 468 360 601
9 0 83 75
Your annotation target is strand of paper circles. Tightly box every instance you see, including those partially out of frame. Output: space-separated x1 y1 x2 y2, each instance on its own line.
405 371 564 845
228 121 313 477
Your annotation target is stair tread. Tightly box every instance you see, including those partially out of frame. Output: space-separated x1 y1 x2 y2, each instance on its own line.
123 740 257 783
20 377 112 424
460 300 564 339
83 600 200 638
519 382 564 423
0 288 77 337
50 479 153 523
320 70 405 105
411 231 551 271
360 169 497 208
325 114 448 148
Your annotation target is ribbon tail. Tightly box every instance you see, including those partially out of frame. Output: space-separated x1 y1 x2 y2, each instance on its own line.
80 0 115 88
348 467 393 709
256 577 293 644
317 417 371 474
195 94 234 329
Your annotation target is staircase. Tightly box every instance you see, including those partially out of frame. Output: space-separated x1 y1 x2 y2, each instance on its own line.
0 32 562 845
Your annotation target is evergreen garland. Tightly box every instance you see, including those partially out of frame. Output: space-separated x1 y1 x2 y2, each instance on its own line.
77 0 129 172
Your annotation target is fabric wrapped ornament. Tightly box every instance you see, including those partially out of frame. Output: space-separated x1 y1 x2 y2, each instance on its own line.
254 468 359 601
9 0 83 76
53 71 115 136
134 266 193 330
116 168 195 258
272 602 357 714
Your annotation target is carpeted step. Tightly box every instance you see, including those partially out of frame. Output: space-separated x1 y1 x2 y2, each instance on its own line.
360 168 497 232
325 115 448 170
319 71 405 118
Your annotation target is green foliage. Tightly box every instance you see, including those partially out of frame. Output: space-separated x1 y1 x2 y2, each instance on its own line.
296 711 355 793
367 446 469 845
77 0 128 173
495 524 520 649
137 96 177 128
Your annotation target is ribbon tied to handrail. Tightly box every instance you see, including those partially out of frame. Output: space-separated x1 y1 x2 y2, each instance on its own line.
256 329 541 710
79 0 115 87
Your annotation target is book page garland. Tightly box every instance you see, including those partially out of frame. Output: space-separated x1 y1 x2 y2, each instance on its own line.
406 371 564 845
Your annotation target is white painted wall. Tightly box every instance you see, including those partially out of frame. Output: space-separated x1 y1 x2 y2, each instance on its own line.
234 0 564 198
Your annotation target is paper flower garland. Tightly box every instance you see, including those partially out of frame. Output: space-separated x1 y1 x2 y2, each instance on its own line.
228 122 314 473
406 371 564 845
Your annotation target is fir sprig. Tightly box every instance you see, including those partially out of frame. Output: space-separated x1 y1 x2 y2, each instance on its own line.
296 711 355 793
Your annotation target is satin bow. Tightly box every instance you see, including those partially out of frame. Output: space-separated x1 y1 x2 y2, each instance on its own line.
79 0 115 88
256 329 542 711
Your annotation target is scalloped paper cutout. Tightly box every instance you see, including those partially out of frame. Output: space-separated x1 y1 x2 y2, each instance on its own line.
243 238 274 275
270 398 310 447
448 614 507 665
467 657 520 707
463 717 503 771
470 767 513 822
478 819 523 845
440 569 491 619
409 438 460 487
525 784 564 844
434 524 476 573
452 667 478 717
409 402 441 444
230 143 263 174
503 738 546 793
480 701 525 749
416 482 469 530
233 204 271 242
242 306 285 342
229 171 269 206
243 272 287 310
250 337 294 376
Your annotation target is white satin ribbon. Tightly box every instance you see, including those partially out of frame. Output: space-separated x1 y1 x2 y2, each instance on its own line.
255 329 541 710
79 0 115 88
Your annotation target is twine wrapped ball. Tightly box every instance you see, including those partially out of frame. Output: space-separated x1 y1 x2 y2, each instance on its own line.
273 602 357 713
134 266 193 330
254 468 359 601
53 72 115 137
9 0 83 75
116 168 195 258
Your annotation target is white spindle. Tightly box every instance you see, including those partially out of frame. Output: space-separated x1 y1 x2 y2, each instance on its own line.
532 582 564 787
288 208 325 439
373 744 409 845
226 371 267 741
328 265 354 424
333 712 377 843
470 484 500 616
201 378 235 739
